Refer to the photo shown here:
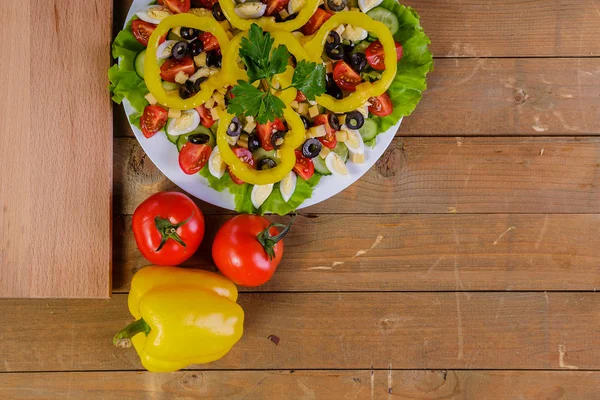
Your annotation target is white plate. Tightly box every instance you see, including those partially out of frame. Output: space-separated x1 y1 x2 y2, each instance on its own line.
124 0 401 211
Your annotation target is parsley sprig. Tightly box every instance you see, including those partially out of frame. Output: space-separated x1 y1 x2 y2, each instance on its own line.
227 24 326 124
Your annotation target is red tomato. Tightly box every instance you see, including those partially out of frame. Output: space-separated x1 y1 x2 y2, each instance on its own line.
132 191 204 266
132 20 157 46
312 114 337 149
213 215 291 286
141 105 168 138
192 0 217 8
365 40 403 71
368 92 393 117
302 8 333 35
228 147 255 184
179 142 212 174
195 105 215 128
199 32 220 53
333 61 361 92
160 56 195 83
164 0 191 13
293 150 315 180
265 0 290 16
256 118 286 151
295 90 307 102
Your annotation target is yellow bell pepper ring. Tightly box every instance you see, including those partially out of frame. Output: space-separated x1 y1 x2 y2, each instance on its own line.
217 108 306 185
145 14 231 110
221 32 250 84
220 0 320 32
304 11 398 113
114 266 244 373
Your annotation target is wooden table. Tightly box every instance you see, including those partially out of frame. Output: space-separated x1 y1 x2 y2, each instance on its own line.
1 0 600 398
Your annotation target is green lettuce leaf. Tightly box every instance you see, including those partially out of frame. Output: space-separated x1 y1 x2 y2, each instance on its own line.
200 167 322 215
370 1 433 133
108 21 149 112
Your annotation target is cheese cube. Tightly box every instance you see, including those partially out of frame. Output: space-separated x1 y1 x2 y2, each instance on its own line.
351 152 365 164
308 105 320 118
319 146 331 158
237 134 249 149
338 114 346 125
244 120 257 133
279 9 290 19
325 61 333 74
205 97 216 109
290 100 299 110
306 125 327 138
144 93 157 105
213 91 225 104
194 52 207 68
334 24 346 37
174 71 189 84
336 130 349 142
297 103 309 116
210 107 220 120
168 109 182 119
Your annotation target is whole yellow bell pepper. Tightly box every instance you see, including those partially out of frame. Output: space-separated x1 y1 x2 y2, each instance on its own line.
113 266 244 373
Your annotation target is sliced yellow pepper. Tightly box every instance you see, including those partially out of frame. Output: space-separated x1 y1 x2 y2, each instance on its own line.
220 32 249 84
217 107 305 185
220 0 319 32
304 11 397 112
145 14 231 110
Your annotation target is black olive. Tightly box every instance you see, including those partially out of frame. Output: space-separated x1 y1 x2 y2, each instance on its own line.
189 39 203 56
286 13 297 21
180 27 197 40
227 117 242 137
271 131 286 149
328 113 341 131
257 158 277 170
193 77 207 93
345 110 364 129
325 72 335 87
212 3 227 21
325 43 345 60
290 55 297 67
206 51 222 68
188 133 211 145
274 13 284 23
326 31 341 46
326 82 343 99
179 84 193 99
349 52 367 73
302 138 322 159
300 115 310 129
248 134 261 152
172 41 189 60
325 0 348 12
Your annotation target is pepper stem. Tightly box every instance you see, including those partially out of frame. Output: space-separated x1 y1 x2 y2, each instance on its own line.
154 212 194 252
113 318 151 349
257 214 296 260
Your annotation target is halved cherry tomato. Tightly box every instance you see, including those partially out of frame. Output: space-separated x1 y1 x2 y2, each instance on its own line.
295 91 307 102
265 0 290 16
199 32 220 53
256 118 286 151
132 20 157 47
229 147 255 184
333 61 361 92
312 114 337 149
164 0 191 13
179 142 212 174
141 105 168 138
302 8 333 35
195 105 215 128
365 40 403 71
368 92 393 117
160 56 195 83
192 0 217 8
293 150 315 180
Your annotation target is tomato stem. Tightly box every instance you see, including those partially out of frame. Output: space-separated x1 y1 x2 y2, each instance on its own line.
154 213 194 251
257 214 296 260
113 318 150 349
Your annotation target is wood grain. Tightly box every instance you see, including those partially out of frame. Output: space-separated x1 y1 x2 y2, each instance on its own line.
113 214 600 292
0 1 113 297
114 137 600 215
1 370 599 399
1 293 599 371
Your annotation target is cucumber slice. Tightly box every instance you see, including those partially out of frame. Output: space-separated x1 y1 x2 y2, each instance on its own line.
209 120 219 136
134 49 146 79
359 118 378 142
347 0 358 8
351 40 370 55
252 148 280 165
175 126 215 151
366 7 400 37
162 81 179 91
167 31 183 41
313 156 332 175
166 132 179 145
332 142 349 162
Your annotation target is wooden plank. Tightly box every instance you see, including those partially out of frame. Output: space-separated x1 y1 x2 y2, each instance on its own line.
114 0 600 58
1 293 599 371
114 137 600 215
115 58 600 138
0 1 112 297
1 370 599 399
113 214 600 292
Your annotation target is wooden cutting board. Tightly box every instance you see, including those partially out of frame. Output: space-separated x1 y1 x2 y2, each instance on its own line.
0 0 113 298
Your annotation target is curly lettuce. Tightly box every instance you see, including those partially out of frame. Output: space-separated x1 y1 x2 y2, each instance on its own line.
369 1 433 136
108 22 149 112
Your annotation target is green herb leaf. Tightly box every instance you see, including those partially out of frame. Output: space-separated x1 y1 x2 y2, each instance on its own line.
291 60 326 100
239 23 276 82
269 45 291 77
258 93 286 124
228 81 265 117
